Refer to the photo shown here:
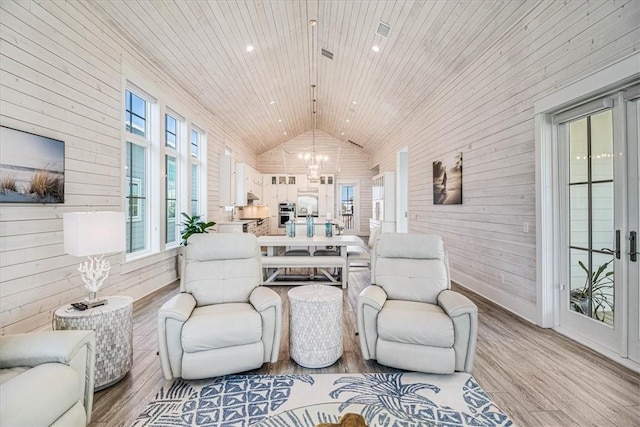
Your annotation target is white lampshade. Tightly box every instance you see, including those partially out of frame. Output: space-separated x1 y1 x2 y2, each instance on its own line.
64 212 126 257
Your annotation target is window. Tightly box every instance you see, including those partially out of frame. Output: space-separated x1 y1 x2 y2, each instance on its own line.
124 84 208 258
125 88 151 255
125 90 147 137
125 141 147 254
165 114 177 149
190 128 203 216
190 129 199 157
165 112 180 246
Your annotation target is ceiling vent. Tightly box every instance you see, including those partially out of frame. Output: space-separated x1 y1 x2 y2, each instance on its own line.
348 139 364 149
376 21 391 38
321 48 334 60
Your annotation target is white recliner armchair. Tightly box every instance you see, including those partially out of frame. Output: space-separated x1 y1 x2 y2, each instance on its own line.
357 233 478 374
158 233 283 380
0 330 96 426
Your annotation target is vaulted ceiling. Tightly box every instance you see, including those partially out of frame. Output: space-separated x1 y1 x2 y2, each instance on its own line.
89 0 534 156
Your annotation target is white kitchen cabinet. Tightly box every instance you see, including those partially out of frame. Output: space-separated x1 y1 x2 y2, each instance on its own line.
372 172 395 232
251 170 263 203
296 174 307 189
318 174 335 218
235 163 250 206
269 174 297 202
265 175 280 234
286 183 297 202
277 175 296 202
218 155 235 206
236 163 265 206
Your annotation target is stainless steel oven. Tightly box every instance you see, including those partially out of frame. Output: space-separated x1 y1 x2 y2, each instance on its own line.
278 202 296 228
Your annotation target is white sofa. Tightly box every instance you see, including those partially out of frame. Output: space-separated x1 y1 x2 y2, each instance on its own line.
158 233 283 380
0 330 96 426
357 233 478 374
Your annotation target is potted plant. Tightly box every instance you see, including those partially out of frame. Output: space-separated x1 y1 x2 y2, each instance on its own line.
570 258 614 322
180 213 216 246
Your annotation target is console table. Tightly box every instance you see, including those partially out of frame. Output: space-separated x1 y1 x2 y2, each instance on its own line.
257 235 365 288
53 296 133 390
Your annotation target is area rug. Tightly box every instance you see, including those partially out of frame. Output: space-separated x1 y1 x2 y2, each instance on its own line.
132 373 513 426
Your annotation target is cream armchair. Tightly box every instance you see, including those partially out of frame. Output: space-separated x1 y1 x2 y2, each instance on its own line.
0 330 96 426
357 233 478 374
158 233 283 380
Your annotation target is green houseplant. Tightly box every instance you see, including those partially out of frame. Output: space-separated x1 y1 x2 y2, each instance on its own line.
180 213 216 245
570 258 614 322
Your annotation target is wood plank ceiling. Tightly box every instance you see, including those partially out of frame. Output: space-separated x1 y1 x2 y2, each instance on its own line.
88 0 532 156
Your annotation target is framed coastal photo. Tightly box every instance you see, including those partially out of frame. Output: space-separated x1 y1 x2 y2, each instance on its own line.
433 152 462 205
0 126 65 203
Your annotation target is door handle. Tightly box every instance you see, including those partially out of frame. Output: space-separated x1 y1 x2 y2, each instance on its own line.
601 230 621 259
630 231 637 262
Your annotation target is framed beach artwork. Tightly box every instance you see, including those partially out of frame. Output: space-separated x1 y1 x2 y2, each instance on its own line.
433 152 462 205
0 126 65 203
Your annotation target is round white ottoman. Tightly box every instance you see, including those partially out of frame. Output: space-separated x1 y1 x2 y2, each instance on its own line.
288 285 343 368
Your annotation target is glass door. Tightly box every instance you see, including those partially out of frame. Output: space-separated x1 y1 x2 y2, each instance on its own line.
339 184 355 233
558 102 624 352
626 95 640 363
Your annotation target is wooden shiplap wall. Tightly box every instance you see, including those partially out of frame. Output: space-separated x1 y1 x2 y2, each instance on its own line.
258 130 373 234
0 0 255 333
369 1 640 322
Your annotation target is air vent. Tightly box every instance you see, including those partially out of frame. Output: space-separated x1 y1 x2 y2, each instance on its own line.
348 139 364 149
376 21 391 38
321 48 334 60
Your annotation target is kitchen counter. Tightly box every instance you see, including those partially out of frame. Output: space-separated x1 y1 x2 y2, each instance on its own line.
217 217 270 236
217 217 268 225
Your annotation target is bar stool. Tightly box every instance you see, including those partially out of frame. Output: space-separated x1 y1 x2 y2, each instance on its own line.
284 248 311 275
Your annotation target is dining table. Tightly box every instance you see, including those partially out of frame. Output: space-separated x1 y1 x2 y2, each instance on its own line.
256 235 365 288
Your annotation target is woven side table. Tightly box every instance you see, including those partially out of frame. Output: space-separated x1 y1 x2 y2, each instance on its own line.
53 296 133 390
288 285 343 368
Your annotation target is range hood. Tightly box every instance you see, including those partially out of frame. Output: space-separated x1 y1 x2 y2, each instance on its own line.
247 192 260 201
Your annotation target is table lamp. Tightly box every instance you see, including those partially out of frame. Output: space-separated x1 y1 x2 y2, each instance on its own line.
64 211 125 307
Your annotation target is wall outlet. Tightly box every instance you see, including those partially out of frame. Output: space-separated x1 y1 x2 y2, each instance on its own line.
523 222 529 233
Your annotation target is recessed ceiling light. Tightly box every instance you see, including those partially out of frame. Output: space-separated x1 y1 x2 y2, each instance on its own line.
372 45 380 52
283 132 287 135
246 45 254 52
346 119 350 122
341 132 345 135
352 101 357 104
278 119 282 122
270 100 275 105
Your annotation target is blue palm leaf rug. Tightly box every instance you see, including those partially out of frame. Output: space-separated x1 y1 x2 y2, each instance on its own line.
132 372 513 427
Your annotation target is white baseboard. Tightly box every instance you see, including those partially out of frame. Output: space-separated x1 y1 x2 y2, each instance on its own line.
452 280 539 325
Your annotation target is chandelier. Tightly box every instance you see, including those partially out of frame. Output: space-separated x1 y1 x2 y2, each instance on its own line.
300 83 328 182
301 17 326 182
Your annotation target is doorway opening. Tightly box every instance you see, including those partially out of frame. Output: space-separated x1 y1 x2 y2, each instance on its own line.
338 184 358 234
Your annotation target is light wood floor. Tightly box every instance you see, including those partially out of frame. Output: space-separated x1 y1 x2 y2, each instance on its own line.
90 268 640 427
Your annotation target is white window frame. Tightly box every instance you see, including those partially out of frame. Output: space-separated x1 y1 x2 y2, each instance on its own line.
189 125 207 218
122 74 210 261
164 109 184 248
534 53 640 329
124 83 159 260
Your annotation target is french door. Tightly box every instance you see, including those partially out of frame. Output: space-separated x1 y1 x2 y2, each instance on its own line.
626 95 640 363
556 88 639 361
